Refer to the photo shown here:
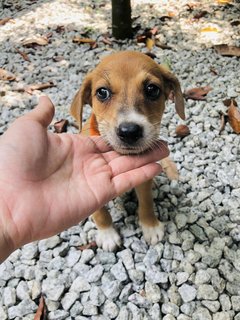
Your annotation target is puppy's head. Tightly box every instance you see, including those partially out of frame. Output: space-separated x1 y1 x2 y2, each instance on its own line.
71 51 185 154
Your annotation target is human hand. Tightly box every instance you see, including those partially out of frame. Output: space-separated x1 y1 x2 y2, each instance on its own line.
0 96 168 261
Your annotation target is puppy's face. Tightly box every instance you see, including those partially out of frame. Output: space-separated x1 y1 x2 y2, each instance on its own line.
71 51 185 154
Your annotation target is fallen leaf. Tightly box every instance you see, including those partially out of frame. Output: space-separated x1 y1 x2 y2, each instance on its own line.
72 36 96 44
77 241 97 251
217 0 232 3
145 52 157 60
159 15 173 22
54 119 69 133
175 124 190 137
219 112 228 134
150 26 158 36
214 44 240 57
55 25 65 33
200 26 219 33
52 55 65 62
0 17 13 25
22 35 49 47
34 296 47 320
102 37 112 46
223 99 237 107
184 86 212 100
15 47 30 62
227 99 240 133
25 81 55 94
146 38 155 50
155 41 172 50
231 20 240 27
193 10 208 19
0 68 16 81
209 66 218 75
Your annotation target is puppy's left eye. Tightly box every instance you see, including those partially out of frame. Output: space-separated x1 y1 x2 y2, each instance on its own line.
145 84 161 100
96 87 111 102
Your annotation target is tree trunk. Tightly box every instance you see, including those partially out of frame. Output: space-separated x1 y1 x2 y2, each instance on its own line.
111 0 132 40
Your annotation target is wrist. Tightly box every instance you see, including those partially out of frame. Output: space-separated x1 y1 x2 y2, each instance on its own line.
0 197 15 263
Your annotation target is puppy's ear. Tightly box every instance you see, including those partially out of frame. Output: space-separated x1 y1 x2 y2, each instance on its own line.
159 65 185 120
70 73 92 131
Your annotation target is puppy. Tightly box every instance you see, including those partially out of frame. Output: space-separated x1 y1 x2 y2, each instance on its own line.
71 51 185 251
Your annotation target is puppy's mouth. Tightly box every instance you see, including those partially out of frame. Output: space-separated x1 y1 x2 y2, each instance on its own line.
99 119 161 155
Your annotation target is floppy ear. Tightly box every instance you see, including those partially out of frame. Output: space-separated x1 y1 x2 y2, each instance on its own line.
70 74 92 131
159 65 185 120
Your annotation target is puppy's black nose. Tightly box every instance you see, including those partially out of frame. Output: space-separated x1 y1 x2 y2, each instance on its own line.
117 122 143 144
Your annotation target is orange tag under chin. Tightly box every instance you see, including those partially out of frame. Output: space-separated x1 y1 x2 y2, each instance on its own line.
89 113 100 136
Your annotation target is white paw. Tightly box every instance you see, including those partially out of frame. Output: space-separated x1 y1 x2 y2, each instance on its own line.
160 158 179 180
96 227 121 251
141 221 165 245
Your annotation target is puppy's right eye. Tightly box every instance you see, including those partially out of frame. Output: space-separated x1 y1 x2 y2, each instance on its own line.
96 87 111 102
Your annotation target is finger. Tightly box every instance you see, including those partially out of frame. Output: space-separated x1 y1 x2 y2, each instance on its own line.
112 162 162 195
24 96 55 128
109 140 169 176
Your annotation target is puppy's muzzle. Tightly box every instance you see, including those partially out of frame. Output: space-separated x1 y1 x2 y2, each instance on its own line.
117 122 143 145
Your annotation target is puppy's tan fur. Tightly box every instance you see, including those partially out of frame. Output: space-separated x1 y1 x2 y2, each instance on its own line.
71 51 185 251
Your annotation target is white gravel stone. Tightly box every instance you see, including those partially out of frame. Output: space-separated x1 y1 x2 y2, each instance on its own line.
16 280 30 300
178 284 197 303
103 300 119 319
8 299 37 319
197 284 218 301
70 276 91 293
145 281 161 303
89 285 106 306
162 302 180 317
110 260 128 282
61 292 79 311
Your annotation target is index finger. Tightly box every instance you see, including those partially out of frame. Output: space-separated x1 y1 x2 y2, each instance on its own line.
108 140 169 176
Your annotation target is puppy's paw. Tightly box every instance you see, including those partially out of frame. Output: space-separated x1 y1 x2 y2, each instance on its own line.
96 227 121 251
141 221 165 245
160 158 179 180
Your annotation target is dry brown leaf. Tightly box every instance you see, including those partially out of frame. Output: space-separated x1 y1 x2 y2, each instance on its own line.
200 26 219 33
184 86 212 100
227 99 240 134
54 119 69 133
146 38 155 51
175 124 190 137
77 241 97 251
145 52 157 60
102 37 112 46
22 36 49 47
219 112 228 134
217 0 232 3
55 25 65 33
223 99 237 107
210 66 218 75
72 36 96 44
15 47 30 62
34 296 47 320
214 44 240 57
0 17 13 25
150 27 158 36
0 68 16 81
193 11 208 19
25 81 55 94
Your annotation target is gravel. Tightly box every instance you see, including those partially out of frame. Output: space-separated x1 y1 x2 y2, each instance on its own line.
1 0 240 319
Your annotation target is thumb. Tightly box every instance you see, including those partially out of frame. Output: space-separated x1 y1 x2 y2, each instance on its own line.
25 96 55 128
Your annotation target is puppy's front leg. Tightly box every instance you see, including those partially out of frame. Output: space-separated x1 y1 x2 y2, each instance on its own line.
92 207 121 251
160 156 179 180
135 180 164 245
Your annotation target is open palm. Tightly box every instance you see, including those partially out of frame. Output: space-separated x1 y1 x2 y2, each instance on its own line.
0 97 168 255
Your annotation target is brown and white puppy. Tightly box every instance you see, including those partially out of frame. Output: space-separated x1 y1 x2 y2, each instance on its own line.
71 51 185 251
